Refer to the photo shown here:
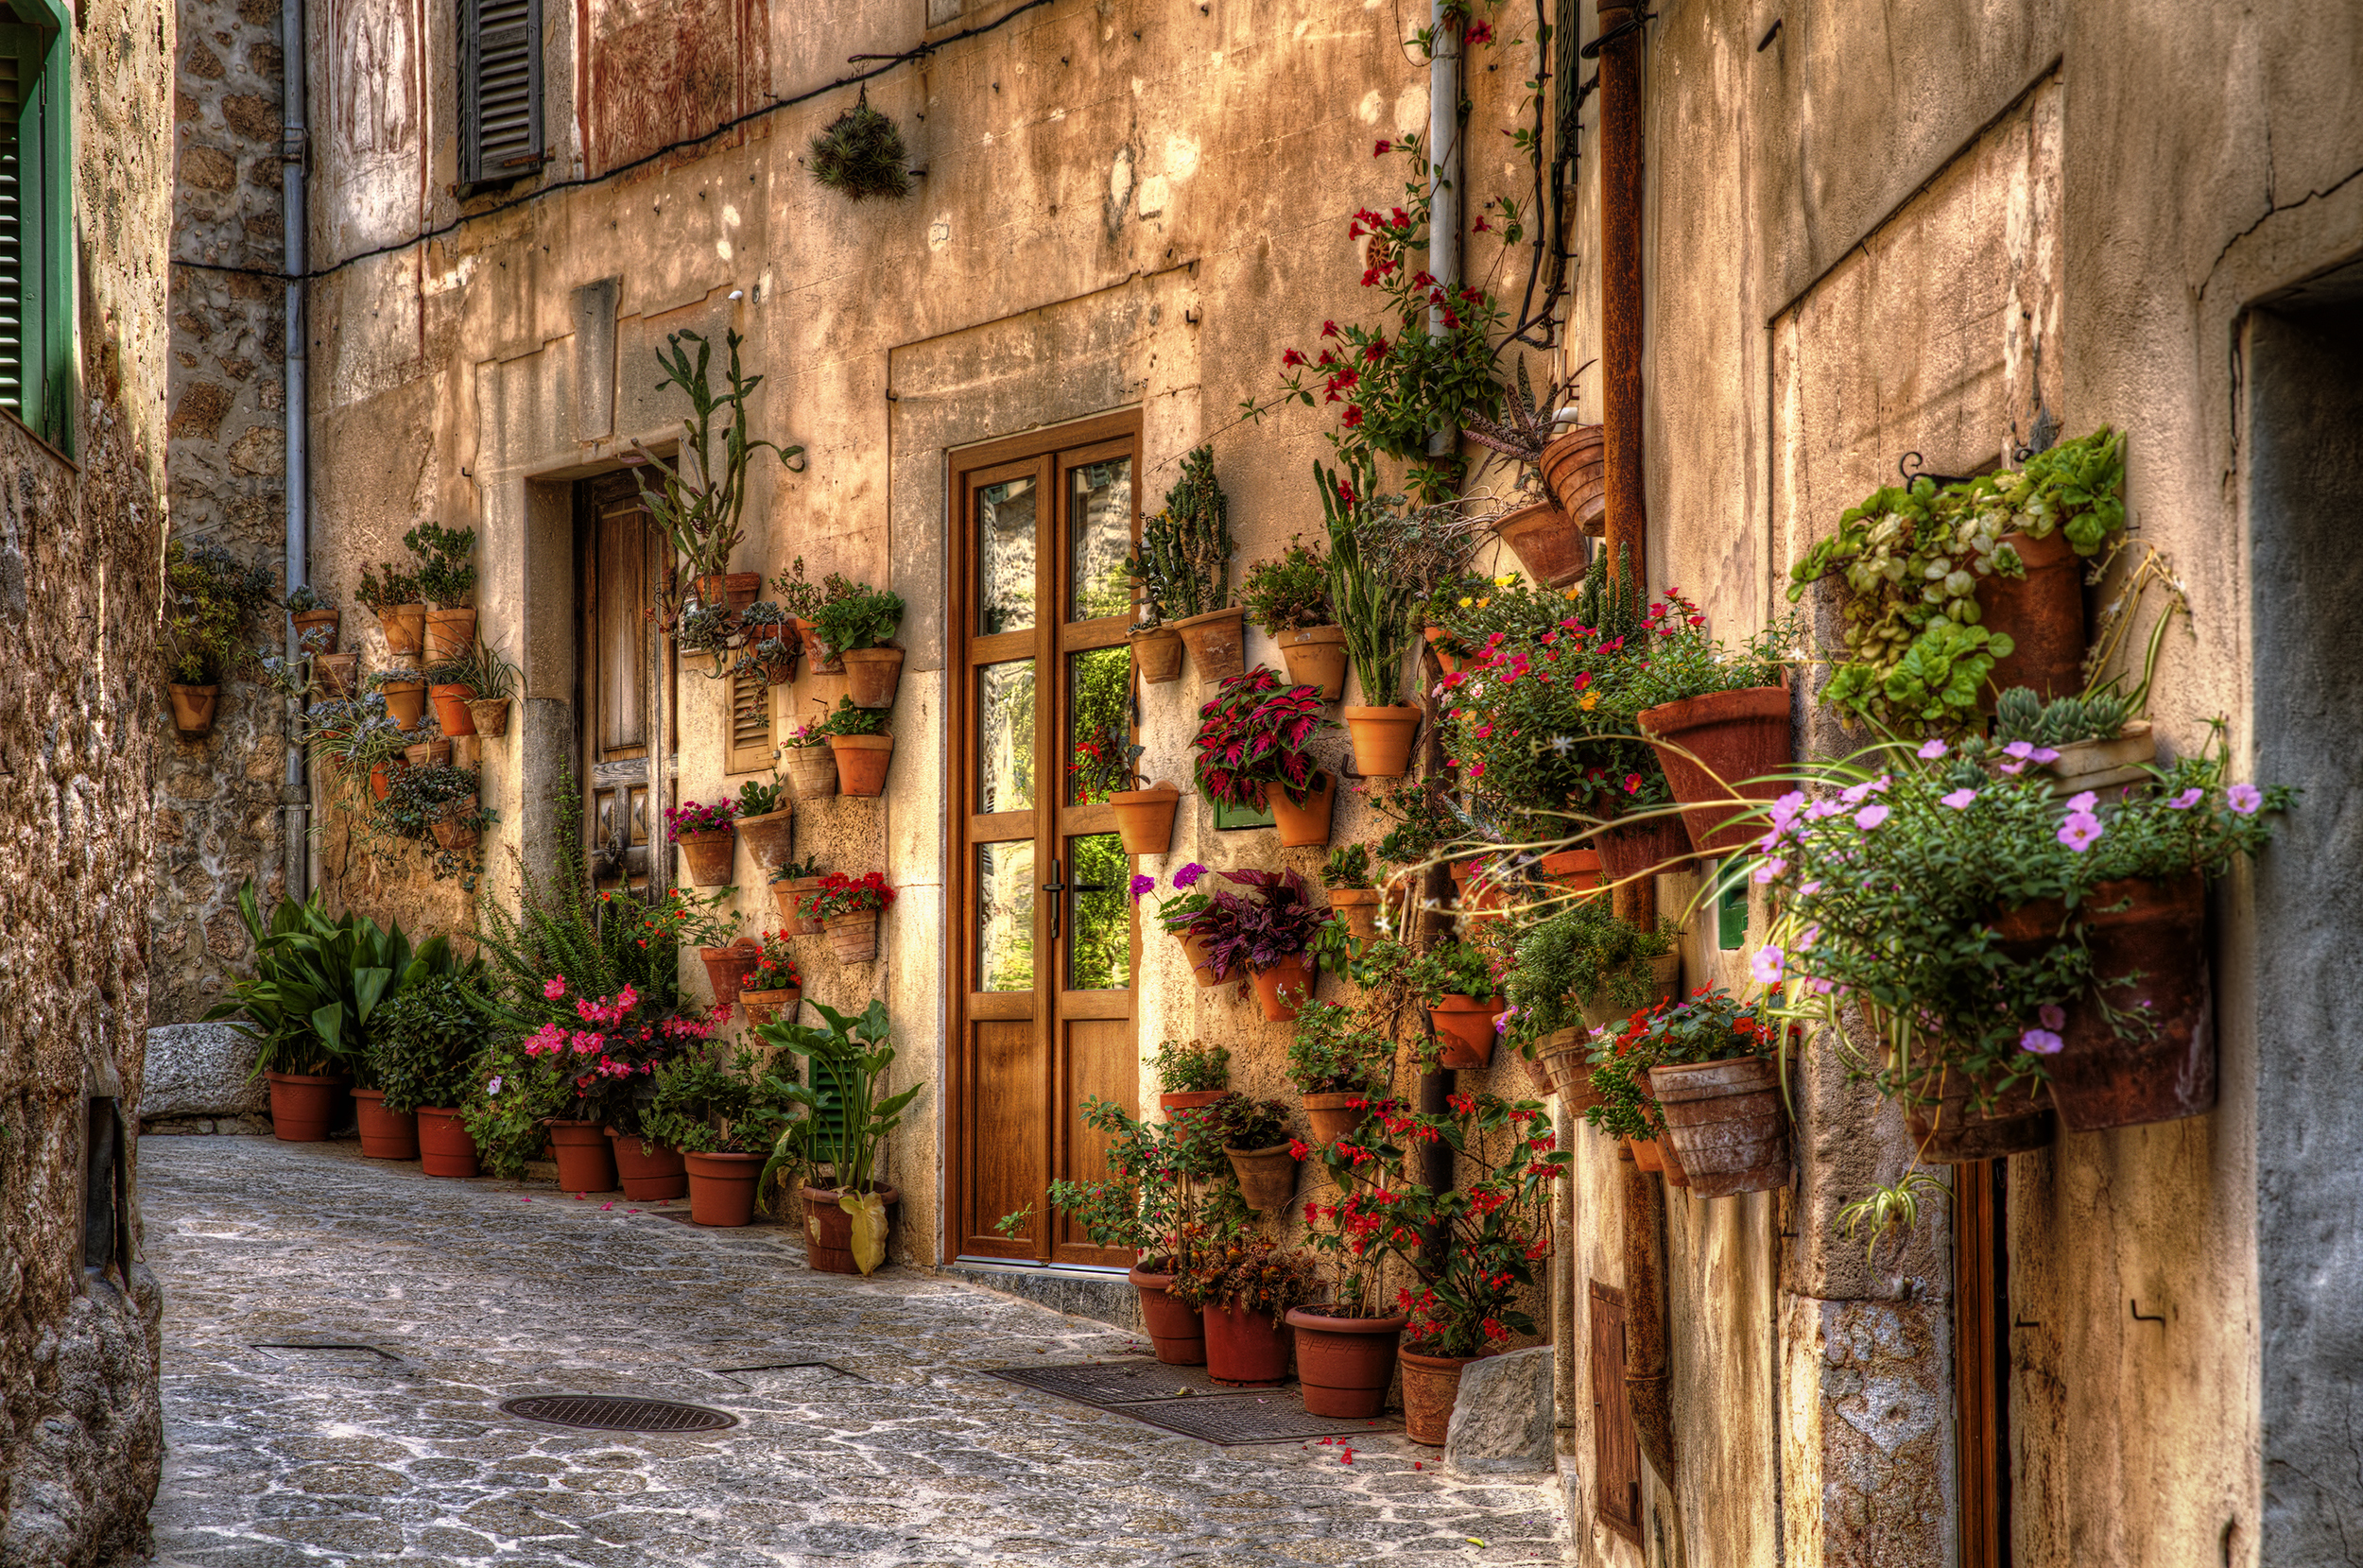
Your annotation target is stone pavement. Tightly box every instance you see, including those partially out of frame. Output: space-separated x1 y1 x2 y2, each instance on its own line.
136 1137 1568 1566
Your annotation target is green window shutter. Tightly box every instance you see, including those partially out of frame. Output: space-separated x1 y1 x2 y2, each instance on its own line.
0 26 31 424
0 18 63 446
458 0 541 187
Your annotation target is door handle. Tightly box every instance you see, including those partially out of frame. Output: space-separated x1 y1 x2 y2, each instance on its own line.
1041 858 1065 944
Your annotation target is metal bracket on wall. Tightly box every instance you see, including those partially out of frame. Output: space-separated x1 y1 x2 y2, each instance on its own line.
2131 1299 2166 1325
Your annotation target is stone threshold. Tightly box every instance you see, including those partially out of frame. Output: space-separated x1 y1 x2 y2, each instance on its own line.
937 1258 1141 1333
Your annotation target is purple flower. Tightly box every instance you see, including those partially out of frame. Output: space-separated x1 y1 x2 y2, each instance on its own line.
1940 787 1977 810
1807 800 1844 820
2166 787 2203 810
1854 804 1890 831
2019 1027 2063 1055
1998 760 2028 776
1799 880 1822 895
1918 738 1949 760
2066 790 2098 813
2030 747 2061 764
1810 978 1837 995
1751 945 1785 984
1130 873 1156 902
2039 1004 2066 1030
487 1076 504 1095
2057 811 2104 852
2004 741 2036 760
1173 862 1208 889
1770 790 1807 825
1752 857 1786 884
1840 779 1875 805
2228 784 2263 816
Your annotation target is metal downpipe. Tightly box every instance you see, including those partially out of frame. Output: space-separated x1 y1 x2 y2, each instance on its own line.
281 0 310 902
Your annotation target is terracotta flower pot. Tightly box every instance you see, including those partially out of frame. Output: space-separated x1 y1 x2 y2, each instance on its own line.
1981 528 2084 703
1179 929 1227 988
1629 1136 1665 1173
793 615 845 673
1639 684 1794 854
1648 1057 1790 1197
676 828 737 887
1428 995 1504 1068
415 1107 480 1178
697 939 761 1003
369 762 398 802
1661 1133 1692 1187
736 805 796 870
1266 770 1336 850
825 910 881 963
1539 848 1605 898
1449 857 1510 922
1171 606 1246 682
430 798 481 853
1111 784 1182 855
350 1087 418 1159
315 652 358 698
1285 1308 1407 1418
546 1120 619 1194
1328 887 1383 940
1302 1092 1368 1146
1277 625 1349 699
423 607 477 663
380 678 427 732
1224 1143 1301 1217
1158 1090 1226 1117
266 1071 344 1142
429 681 478 736
685 1151 763 1226
1202 1300 1293 1387
1580 952 1683 1030
784 744 839 800
290 607 340 654
830 734 894 797
740 988 801 1030
775 876 824 935
377 602 426 657
1902 1055 2057 1163
1492 497 1588 588
1129 1266 1206 1365
802 1182 900 1270
1516 1045 1558 1099
1130 625 1186 684
840 645 906 709
1399 1349 1488 1445
466 697 509 736
168 683 220 736
1341 703 1421 777
609 1132 689 1200
1538 1026 1605 1109
1595 808 1692 884
1537 423 1607 534
1423 624 1466 675
1250 954 1319 1022
405 738 452 770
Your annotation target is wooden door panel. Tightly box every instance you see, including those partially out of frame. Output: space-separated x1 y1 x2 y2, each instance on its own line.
1053 1016 1138 1267
581 474 664 889
1591 1280 1643 1543
963 1018 1045 1259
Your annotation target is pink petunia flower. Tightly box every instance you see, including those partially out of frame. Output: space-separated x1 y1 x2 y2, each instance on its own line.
2019 1027 2063 1055
1941 788 1977 810
2228 784 2263 816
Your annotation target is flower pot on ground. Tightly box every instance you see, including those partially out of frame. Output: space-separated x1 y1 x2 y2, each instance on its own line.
783 744 839 800
423 607 477 663
801 1182 901 1267
1130 626 1186 683
685 1152 764 1226
1538 423 1608 533
774 875 824 935
1492 498 1587 589
1201 1301 1292 1386
1427 995 1504 1068
1647 1058 1790 1197
830 734 894 796
840 645 906 709
1266 772 1336 850
265 1072 344 1142
610 1133 689 1201
168 683 220 736
379 677 427 731
545 1120 619 1193
1979 528 2083 702
351 1088 418 1159
1224 1143 1300 1217
1277 626 1350 699
697 939 761 1004
1250 954 1319 1023
1111 783 1182 855
1129 1267 1206 1365
1327 887 1383 940
1639 684 1795 854
1341 704 1421 778
1399 1350 1488 1445
736 806 796 870
466 697 509 736
377 602 426 657
1172 606 1246 681
1286 1309 1407 1418
415 1108 480 1178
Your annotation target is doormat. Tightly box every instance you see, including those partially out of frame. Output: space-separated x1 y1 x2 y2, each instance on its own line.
983 1358 1402 1446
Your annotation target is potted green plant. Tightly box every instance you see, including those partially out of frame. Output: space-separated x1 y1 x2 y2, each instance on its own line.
769 853 825 934
1285 996 1394 1145
645 1046 789 1223
1993 685 2155 796
1173 1232 1318 1387
808 92 913 199
780 700 839 798
1199 1093 1296 1217
1628 599 1798 854
1191 667 1335 847
666 797 740 887
376 763 498 887
350 935 484 1160
759 998 923 1273
1149 1038 1230 1115
724 601 796 686
819 697 894 797
1182 868 1335 1022
733 770 795 869
1127 444 1239 681
801 870 895 963
286 583 340 654
369 663 428 732
814 583 906 708
405 522 479 662
1320 844 1382 940
1502 900 1680 1095
1581 1004 1679 1175
738 931 802 1028
769 558 862 673
1632 989 1791 1197
419 648 480 737
1319 463 1430 777
356 559 425 658
369 958 492 1178
164 540 275 736
453 640 520 737
1243 539 1346 698
1409 939 1505 1069
1462 361 1592 584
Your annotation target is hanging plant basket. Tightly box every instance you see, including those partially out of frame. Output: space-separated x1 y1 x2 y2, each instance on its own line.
841 646 906 709
1492 498 1588 589
809 95 914 200
1638 682 1795 854
1537 423 1607 534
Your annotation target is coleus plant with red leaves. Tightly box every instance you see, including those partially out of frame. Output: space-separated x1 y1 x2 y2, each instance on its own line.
1191 666 1332 810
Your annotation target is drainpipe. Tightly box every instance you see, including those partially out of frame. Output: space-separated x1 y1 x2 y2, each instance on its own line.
281 0 310 902
1426 0 1460 468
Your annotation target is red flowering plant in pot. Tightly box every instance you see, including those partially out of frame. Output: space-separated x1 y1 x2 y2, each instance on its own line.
800 871 896 963
1179 869 1342 1023
666 797 740 887
738 932 802 1029
1287 1119 1422 1417
518 974 731 1196
1192 666 1337 848
1171 1232 1320 1387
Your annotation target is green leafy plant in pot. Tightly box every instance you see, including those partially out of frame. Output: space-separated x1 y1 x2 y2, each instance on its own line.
757 999 923 1274
164 540 275 734
368 961 493 1176
1127 444 1239 681
813 584 907 708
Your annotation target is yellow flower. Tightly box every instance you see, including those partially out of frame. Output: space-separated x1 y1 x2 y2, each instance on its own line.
1562 588 1581 600
1580 693 1600 711
1457 596 1474 608
1493 575 1516 588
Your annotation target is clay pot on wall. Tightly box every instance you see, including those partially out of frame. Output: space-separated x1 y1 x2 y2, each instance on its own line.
1492 498 1588 588
429 682 478 736
1595 809 1692 885
1342 705 1421 778
784 745 839 800
825 910 882 964
1130 625 1186 684
545 1120 619 1194
380 677 427 732
1277 626 1349 699
1302 1093 1366 1147
1267 772 1336 849
1647 1057 1791 1197
315 653 358 698
774 876 824 935
405 738 453 770
736 806 796 870
265 1072 344 1142
168 683 220 737
467 698 510 736
1158 1090 1225 1118
740 988 801 1030
1423 625 1465 675
1538 848 1604 897
609 1132 688 1201
1399 1349 1489 1445
793 617 845 673
1202 1301 1292 1387
1327 887 1383 941
290 607 340 653
1538 1027 1605 1111
1980 529 2083 702
685 1151 764 1226
1129 1266 1206 1365
1110 783 1182 855
1903 1058 2057 1163
351 1088 418 1159
840 646 906 709
423 607 476 663
697 939 761 1004
1426 996 1504 1069
415 1108 480 1178
802 1183 900 1270
377 602 426 657
1639 683 1795 854
1250 954 1319 1023
430 797 481 854
1179 930 1226 989
1285 1309 1407 1419
1224 1143 1300 1217
1172 606 1246 682
677 829 737 887
1537 423 1607 534
830 734 894 797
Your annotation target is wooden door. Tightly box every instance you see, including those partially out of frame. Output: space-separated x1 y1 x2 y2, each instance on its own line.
950 415 1143 1267
1956 1160 2012 1566
578 472 669 890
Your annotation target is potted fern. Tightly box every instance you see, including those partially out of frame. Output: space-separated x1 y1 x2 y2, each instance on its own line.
1127 444 1239 682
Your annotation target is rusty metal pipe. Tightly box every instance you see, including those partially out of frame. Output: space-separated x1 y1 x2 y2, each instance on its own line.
1595 0 1646 592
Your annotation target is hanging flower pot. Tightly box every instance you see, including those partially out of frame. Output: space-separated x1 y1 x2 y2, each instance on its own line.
1285 1308 1407 1418
291 606 340 653
792 616 845 673
1399 1349 1490 1445
1327 887 1383 940
1423 625 1466 675
740 988 802 1030
784 744 839 800
423 607 477 663
1639 684 1795 854
265 1072 343 1142
825 910 881 963
1250 953 1319 1022
1223 1143 1300 1217
829 734 894 797
377 602 426 657
1158 1090 1225 1117
1628 1135 1665 1172
350 1088 418 1160
1903 1058 2057 1162
415 1107 480 1178
1341 704 1421 777
168 683 220 737
1517 1044 1558 1099
1660 1134 1692 1187
1302 1093 1367 1146
545 1120 618 1194
1266 771 1336 850
1980 528 2084 702
608 1132 688 1200
676 829 736 887
736 806 796 870
1179 930 1227 988
428 681 479 736
841 645 906 709
802 1183 900 1271
1277 626 1350 699
1427 995 1505 1068
2016 873 2213 1131
466 697 510 736
1537 423 1607 534
1579 953 1682 1030
2044 721 2156 799
430 797 482 854
1172 606 1246 682
1110 783 1182 855
1595 808 1692 884
683 1151 763 1226
1538 848 1605 897
380 677 427 732
1539 1027 1606 1111
1130 625 1186 684
1647 1058 1790 1197
369 762 397 802
316 653 358 698
404 738 451 770
697 939 761 1003
1202 1301 1292 1387
1128 1266 1206 1365
1448 858 1510 925
1492 498 1588 588
775 876 824 935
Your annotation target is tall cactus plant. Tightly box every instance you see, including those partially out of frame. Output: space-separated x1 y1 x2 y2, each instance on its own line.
1126 444 1234 624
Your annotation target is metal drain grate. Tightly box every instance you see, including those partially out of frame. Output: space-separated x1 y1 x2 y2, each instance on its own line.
983 1358 1401 1447
988 1359 1234 1404
499 1394 739 1433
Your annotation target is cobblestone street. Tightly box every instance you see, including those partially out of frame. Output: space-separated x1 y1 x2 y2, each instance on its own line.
138 1138 1567 1567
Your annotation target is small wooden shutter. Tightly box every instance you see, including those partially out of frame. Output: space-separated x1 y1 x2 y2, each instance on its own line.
459 0 541 186
1590 1281 1643 1543
726 663 773 776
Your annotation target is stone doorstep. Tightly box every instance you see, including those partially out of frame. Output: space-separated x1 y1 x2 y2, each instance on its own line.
140 1113 275 1136
938 1259 1143 1334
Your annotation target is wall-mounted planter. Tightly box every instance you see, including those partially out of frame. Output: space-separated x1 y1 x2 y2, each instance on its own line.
825 909 881 963
467 698 510 737
377 602 426 657
1537 423 1607 535
1423 624 1465 675
841 645 906 709
1179 930 1226 988
428 681 478 736
1639 683 1794 854
1158 1090 1225 1118
1172 606 1246 682
404 737 453 770
423 606 476 663
1427 995 1504 1068
1302 1092 1366 1146
1277 625 1349 699
1341 704 1421 777
1111 783 1182 855
1578 952 1682 1030
696 938 760 1002
1647 1057 1790 1197
1538 848 1604 897
693 572 763 615
1327 887 1383 941
1538 1027 1605 1111
1130 626 1186 684
2044 721 2155 798
1980 529 2083 702
740 988 800 1029
316 653 358 698
1267 771 1336 849
429 796 481 854
168 682 219 737
1595 809 1691 884
774 876 823 935
677 829 737 887
1223 1143 1300 1217
830 734 893 797
792 615 845 673
380 677 427 732
1250 954 1319 1022
1492 498 1587 588
290 607 340 653
784 744 838 800
736 805 796 870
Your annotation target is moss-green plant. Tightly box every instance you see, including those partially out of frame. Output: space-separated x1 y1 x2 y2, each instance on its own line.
808 95 911 200
1992 686 2129 747
1503 901 1675 1040
164 540 275 684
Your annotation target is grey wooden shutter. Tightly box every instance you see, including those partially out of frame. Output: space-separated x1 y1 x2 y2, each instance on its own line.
726 663 773 775
459 0 541 186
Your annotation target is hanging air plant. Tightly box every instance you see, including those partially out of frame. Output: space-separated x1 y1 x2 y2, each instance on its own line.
810 90 912 201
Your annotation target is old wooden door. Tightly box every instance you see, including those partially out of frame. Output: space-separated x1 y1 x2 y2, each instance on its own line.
950 414 1143 1267
578 471 669 890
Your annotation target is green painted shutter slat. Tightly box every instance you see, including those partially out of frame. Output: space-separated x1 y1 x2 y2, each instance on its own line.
0 34 26 417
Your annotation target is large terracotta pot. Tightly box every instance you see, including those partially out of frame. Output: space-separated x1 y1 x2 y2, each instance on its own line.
350 1088 418 1159
415 1107 480 1178
740 988 801 1030
1538 424 1607 534
428 682 478 736
1639 684 1795 854
467 698 509 736
423 607 477 663
1129 1266 1206 1365
1202 1301 1292 1387
1399 1349 1488 1445
290 607 340 654
1277 625 1349 699
1224 1143 1300 1217
784 745 839 800
1266 771 1336 850
841 645 906 709
830 734 894 797
1286 1308 1407 1418
1302 1092 1368 1147
546 1120 619 1194
1427 995 1504 1068
685 1152 763 1226
1341 704 1421 777
1111 784 1182 855
168 683 220 737
825 910 881 963
1595 808 1693 884
735 806 796 870
376 602 426 657
1171 606 1246 681
379 678 427 731
609 1132 689 1200
266 1071 344 1142
1492 498 1588 588
676 829 737 886
698 939 761 1003
1981 528 2084 703
1648 1057 1790 1197
1130 626 1186 684
1179 930 1227 988
775 875 824 935
1539 848 1604 897
1328 887 1383 940
1250 954 1319 1023
802 1183 900 1270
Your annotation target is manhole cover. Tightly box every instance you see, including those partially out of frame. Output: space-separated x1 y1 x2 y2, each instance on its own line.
499 1394 739 1433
